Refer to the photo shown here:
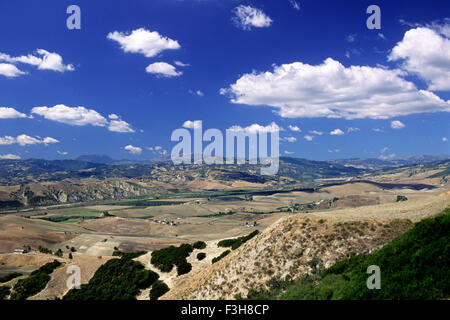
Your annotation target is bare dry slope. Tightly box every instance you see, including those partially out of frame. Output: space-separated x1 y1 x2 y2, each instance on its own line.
162 215 412 300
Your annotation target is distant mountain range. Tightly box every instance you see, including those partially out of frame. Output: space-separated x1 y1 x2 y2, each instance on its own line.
0 154 448 186
328 155 450 170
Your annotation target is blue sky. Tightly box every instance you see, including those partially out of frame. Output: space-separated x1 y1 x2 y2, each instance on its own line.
0 0 449 161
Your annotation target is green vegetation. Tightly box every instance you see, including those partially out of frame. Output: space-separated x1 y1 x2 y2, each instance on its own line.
218 230 259 250
247 208 450 300
64 253 158 300
197 252 206 261
112 251 146 260
150 280 170 300
0 286 11 300
212 250 231 264
192 241 207 250
55 249 63 257
0 272 22 284
110 200 186 207
10 260 62 300
40 215 99 223
177 261 192 276
151 244 193 274
38 245 52 254
396 195 408 202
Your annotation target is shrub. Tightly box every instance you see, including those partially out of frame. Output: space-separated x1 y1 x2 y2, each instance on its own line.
0 286 10 300
217 230 259 250
150 280 170 300
151 244 193 273
177 262 192 276
197 252 206 260
192 241 207 250
0 272 22 284
212 250 231 264
38 246 52 254
64 255 158 300
10 260 62 300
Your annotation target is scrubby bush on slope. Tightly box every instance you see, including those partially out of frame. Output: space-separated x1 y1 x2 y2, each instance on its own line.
64 253 158 300
10 260 62 300
218 231 259 250
151 244 193 273
150 280 170 300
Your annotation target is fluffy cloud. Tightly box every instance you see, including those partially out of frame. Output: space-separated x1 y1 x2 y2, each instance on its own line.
304 135 314 141
32 105 108 127
222 57 450 119
443 137 448 142
390 120 405 129
0 107 27 119
124 145 142 155
146 62 182 77
288 125 301 132
283 136 297 142
389 26 450 91
228 122 281 133
0 154 21 160
0 134 59 146
330 129 344 135
232 5 273 30
0 49 74 72
309 130 323 135
107 28 180 58
183 120 202 129
284 150 294 155
57 150 68 155
32 105 134 133
0 63 25 77
108 119 135 133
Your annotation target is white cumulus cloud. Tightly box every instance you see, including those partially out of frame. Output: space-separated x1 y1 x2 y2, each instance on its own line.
32 104 108 127
222 57 450 119
389 26 450 91
0 154 21 160
0 63 26 77
146 62 182 77
107 28 180 58
0 134 59 146
183 120 202 129
0 107 28 119
108 119 135 133
228 122 281 133
232 5 273 30
390 120 405 129
288 125 301 132
0 49 74 72
330 129 344 135
124 145 142 155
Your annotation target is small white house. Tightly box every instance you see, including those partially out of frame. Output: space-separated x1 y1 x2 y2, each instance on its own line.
14 247 29 254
